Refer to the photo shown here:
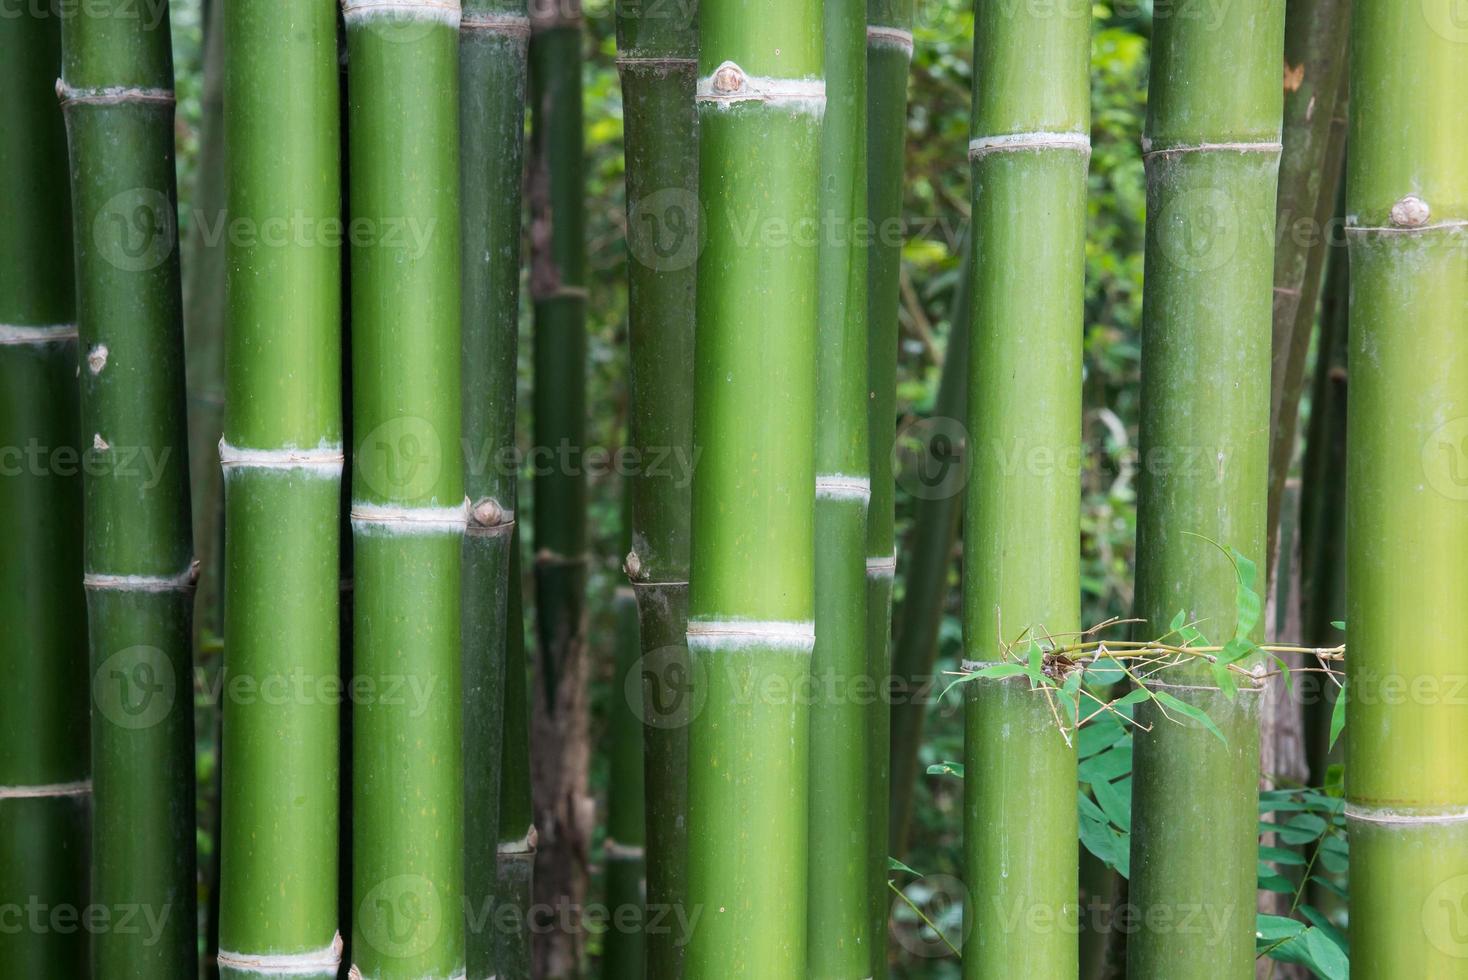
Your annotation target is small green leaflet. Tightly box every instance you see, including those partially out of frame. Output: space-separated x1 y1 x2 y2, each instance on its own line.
1152 690 1227 745
926 761 964 779
888 857 922 877
1329 680 1346 750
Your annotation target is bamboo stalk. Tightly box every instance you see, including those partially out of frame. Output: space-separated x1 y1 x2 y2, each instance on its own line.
0 11 88 977
527 4 593 971
1127 0 1284 974
809 0 871 971
1264 0 1351 573
215 3 343 977
615 1 698 974
864 1 913 965
343 1 467 976
963 2 1090 975
1345 1 1468 973
58 3 198 974
460 2 530 975
887 232 971 858
686 4 823 974
497 530 537 980
602 582 647 978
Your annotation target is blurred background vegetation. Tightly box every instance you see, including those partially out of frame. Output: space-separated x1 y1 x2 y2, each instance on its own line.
169 3 1165 975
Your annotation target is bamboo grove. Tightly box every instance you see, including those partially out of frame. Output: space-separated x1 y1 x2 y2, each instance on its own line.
1 1 1464 979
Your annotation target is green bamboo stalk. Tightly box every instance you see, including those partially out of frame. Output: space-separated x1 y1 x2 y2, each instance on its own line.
343 2 466 977
686 4 823 974
864 1 912 965
615 1 698 974
602 582 647 978
0 11 88 977
1345 1 1468 973
527 5 592 972
1127 0 1283 974
460 3 530 975
215 3 343 977
963 2 1090 975
497 530 537 980
59 3 199 975
887 233 971 859
1264 0 1351 573
809 0 871 973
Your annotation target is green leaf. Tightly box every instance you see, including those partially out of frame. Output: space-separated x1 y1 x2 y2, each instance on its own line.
1258 845 1307 867
1324 763 1345 798
1152 690 1227 745
1331 620 1346 631
1255 913 1307 944
1078 714 1127 759
1078 813 1129 879
1092 776 1132 832
938 663 1030 701
926 761 964 779
1079 743 1133 784
888 857 922 877
1328 680 1347 750
1084 655 1126 687
1303 925 1350 980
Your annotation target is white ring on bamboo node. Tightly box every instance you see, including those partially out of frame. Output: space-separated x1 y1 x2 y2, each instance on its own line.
969 132 1091 158
816 474 872 501
605 839 646 861
85 561 200 593
697 62 826 113
866 25 915 55
616 56 698 72
0 780 92 800
350 499 470 534
499 825 539 855
217 933 343 975
0 323 78 346
1140 138 1282 159
219 440 345 475
1345 218 1468 236
686 619 816 652
341 0 461 26
460 11 530 36
960 660 1008 672
56 82 175 107
866 553 897 577
1344 804 1468 826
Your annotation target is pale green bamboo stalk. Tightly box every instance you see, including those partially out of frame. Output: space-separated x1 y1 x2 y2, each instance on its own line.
59 2 199 975
1127 0 1284 974
686 3 823 974
215 3 343 976
343 2 466 977
0 11 88 977
864 2 913 966
615 1 699 974
1345 1 1468 973
809 0 872 972
963 1 1090 976
459 3 530 975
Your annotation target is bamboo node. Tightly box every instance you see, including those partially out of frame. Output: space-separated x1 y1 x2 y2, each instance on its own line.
1345 804 1468 826
866 25 915 56
469 496 510 528
604 838 646 861
1390 194 1431 228
686 619 816 652
460 11 531 37
0 780 91 800
697 62 827 112
217 933 343 973
87 344 108 374
219 440 346 473
623 550 643 579
341 0 462 26
351 499 470 534
969 132 1092 159
816 474 872 500
0 323 78 346
866 552 897 577
1140 138 1283 159
84 561 200 593
55 81 175 108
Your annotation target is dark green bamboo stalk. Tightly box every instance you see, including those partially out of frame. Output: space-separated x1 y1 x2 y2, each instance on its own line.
0 11 88 977
602 582 647 978
497 531 537 980
962 2 1089 975
864 2 912 965
59 3 198 975
1264 0 1351 573
1345 1 1468 973
809 0 871 973
460 3 530 975
686 4 823 974
527 5 592 972
888 233 970 859
344 2 466 977
615 2 698 974
1127 0 1283 974
215 3 343 977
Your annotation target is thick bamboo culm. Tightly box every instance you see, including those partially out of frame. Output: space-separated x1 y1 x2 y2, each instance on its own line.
962 1 1090 976
58 2 200 975
1127 0 1284 974
343 1 467 977
1345 0 1468 974
216 2 344 977
615 0 699 974
458 1 530 975
685 2 824 974
0 11 89 977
